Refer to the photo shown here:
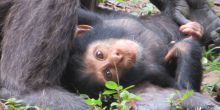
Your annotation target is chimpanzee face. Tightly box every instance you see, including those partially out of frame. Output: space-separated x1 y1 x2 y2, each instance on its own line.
82 38 142 84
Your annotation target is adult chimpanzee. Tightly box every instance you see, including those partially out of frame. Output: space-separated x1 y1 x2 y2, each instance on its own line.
0 0 88 110
150 0 220 45
0 0 13 58
62 9 203 97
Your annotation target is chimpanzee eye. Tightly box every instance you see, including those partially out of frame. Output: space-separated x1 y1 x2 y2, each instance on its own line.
104 68 112 81
95 50 104 60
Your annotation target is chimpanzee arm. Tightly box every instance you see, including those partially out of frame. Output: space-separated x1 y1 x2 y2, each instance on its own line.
150 0 190 25
167 39 202 91
151 0 220 45
173 0 191 25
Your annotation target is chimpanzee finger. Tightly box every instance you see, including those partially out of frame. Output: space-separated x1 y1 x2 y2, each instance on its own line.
180 22 202 31
164 47 177 63
181 28 202 39
179 22 203 39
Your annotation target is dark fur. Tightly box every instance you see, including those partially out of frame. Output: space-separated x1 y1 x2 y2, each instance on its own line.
61 9 202 97
80 0 97 10
0 0 88 109
61 9 220 109
0 0 13 58
131 82 220 110
150 0 220 45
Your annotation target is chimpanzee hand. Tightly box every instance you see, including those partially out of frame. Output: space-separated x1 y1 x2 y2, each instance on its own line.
164 21 203 63
179 22 204 40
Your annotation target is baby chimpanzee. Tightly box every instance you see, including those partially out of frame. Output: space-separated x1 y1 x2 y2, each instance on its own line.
61 9 203 97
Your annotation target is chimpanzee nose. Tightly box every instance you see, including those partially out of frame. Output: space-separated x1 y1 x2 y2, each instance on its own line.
110 50 123 65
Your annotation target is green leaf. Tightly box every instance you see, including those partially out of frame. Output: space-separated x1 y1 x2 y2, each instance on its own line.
128 93 142 100
98 0 106 3
15 100 22 104
85 99 95 106
202 57 209 65
105 81 118 90
110 102 119 107
204 46 220 58
45 107 51 110
123 85 135 91
116 0 124 3
103 90 117 95
180 90 194 101
120 91 129 100
113 94 119 100
140 3 154 15
117 86 123 91
102 106 107 110
85 98 102 106
120 100 127 109
95 100 102 106
80 94 90 99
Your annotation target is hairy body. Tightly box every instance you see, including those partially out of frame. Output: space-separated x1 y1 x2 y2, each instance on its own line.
62 10 203 97
0 0 88 109
62 9 220 109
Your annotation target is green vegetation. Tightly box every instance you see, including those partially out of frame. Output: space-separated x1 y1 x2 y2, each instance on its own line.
167 90 194 110
203 80 220 97
202 46 220 101
0 98 51 110
98 0 158 16
82 81 141 110
0 98 34 110
202 46 220 72
1 1 219 110
139 2 155 15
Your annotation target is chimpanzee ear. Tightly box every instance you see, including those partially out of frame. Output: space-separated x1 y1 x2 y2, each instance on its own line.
75 25 93 38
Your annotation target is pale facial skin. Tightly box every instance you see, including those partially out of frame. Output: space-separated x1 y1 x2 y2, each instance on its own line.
83 38 142 84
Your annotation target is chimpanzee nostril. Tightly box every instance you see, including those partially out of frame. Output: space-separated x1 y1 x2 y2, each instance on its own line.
110 50 123 64
116 52 120 56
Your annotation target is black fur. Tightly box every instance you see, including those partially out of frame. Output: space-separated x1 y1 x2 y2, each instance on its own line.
62 9 202 97
150 0 220 45
131 83 220 110
0 0 88 109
